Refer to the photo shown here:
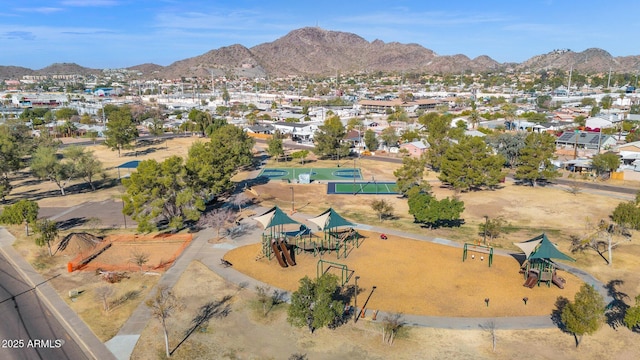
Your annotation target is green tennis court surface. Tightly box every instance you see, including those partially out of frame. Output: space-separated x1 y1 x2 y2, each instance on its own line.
258 167 362 181
327 182 399 195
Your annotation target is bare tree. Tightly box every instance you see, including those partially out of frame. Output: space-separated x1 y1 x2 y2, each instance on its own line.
146 285 182 358
381 313 404 345
230 193 251 212
198 207 237 236
480 320 497 352
94 285 115 313
571 219 631 266
255 285 272 316
130 248 150 272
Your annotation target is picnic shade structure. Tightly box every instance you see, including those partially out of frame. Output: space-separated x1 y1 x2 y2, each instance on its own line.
514 233 575 285
254 206 302 260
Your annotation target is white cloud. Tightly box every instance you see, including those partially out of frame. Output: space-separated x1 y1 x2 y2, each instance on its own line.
60 0 118 6
15 7 63 14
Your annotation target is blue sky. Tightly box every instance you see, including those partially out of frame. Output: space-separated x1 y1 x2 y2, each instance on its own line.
1 0 638 69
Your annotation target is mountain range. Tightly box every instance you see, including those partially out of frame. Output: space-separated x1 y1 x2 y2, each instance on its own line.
2 27 640 80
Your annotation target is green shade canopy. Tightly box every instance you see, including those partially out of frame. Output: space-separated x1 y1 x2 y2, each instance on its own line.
514 233 575 262
253 206 301 229
308 208 354 230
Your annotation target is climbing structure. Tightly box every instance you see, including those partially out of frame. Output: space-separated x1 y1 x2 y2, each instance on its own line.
308 208 362 259
514 233 575 288
253 206 301 266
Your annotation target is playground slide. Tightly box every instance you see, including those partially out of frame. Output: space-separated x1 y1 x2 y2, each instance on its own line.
523 273 538 288
552 271 566 289
271 242 288 268
279 241 296 266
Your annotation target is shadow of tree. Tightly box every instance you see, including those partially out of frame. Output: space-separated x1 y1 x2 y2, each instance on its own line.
551 296 570 333
170 295 233 355
604 279 630 329
56 217 89 231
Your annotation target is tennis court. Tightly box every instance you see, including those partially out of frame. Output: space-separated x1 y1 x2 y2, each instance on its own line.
327 181 399 195
258 167 362 181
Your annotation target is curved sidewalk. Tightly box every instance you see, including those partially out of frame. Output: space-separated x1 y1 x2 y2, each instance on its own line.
112 204 613 355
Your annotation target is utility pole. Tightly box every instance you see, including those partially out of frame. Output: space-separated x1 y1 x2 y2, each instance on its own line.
574 129 580 159
290 186 295 214
353 158 356 195
483 215 489 244
354 276 360 323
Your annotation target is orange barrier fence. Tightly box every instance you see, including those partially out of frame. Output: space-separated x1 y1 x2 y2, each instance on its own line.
67 233 193 273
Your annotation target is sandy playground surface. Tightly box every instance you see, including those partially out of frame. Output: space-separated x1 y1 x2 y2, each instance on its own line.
224 229 582 317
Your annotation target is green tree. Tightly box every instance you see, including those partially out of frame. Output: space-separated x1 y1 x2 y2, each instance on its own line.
103 106 138 157
486 132 526 168
600 95 613 110
438 136 505 191
63 146 104 191
313 115 350 160
222 87 230 105
267 133 285 162
591 152 620 177
370 199 394 221
624 294 640 331
379 126 399 148
186 124 255 199
34 219 58 256
290 150 310 164
610 200 640 230
363 129 378 151
407 187 464 228
54 107 79 120
287 274 344 334
30 146 74 196
0 199 39 235
0 122 34 201
479 216 507 243
536 95 552 110
420 112 452 171
515 132 559 186
393 155 430 196
561 284 605 348
123 156 204 233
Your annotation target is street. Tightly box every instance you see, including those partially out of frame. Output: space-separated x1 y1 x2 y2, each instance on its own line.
0 252 87 360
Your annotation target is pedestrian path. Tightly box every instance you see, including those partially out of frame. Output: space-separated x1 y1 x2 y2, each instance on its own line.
0 227 116 360
2 201 615 360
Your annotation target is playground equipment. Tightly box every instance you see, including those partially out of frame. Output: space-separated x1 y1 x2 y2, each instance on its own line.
308 208 362 259
462 243 494 267
317 259 353 286
514 233 575 289
254 206 301 266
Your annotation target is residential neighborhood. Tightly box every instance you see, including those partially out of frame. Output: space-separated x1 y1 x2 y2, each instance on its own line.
2 13 640 360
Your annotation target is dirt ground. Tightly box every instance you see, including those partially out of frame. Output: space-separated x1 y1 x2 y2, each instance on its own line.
131 260 640 360
5 138 640 357
225 229 582 317
6 136 204 209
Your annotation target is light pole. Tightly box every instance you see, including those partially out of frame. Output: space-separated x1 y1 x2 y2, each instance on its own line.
483 215 489 244
290 186 295 214
353 157 356 195
354 276 360 323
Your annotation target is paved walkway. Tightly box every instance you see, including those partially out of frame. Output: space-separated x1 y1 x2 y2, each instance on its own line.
107 205 613 359
2 205 614 360
0 227 116 360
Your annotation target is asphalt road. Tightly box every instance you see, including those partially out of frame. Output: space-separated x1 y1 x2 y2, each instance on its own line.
0 253 87 360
